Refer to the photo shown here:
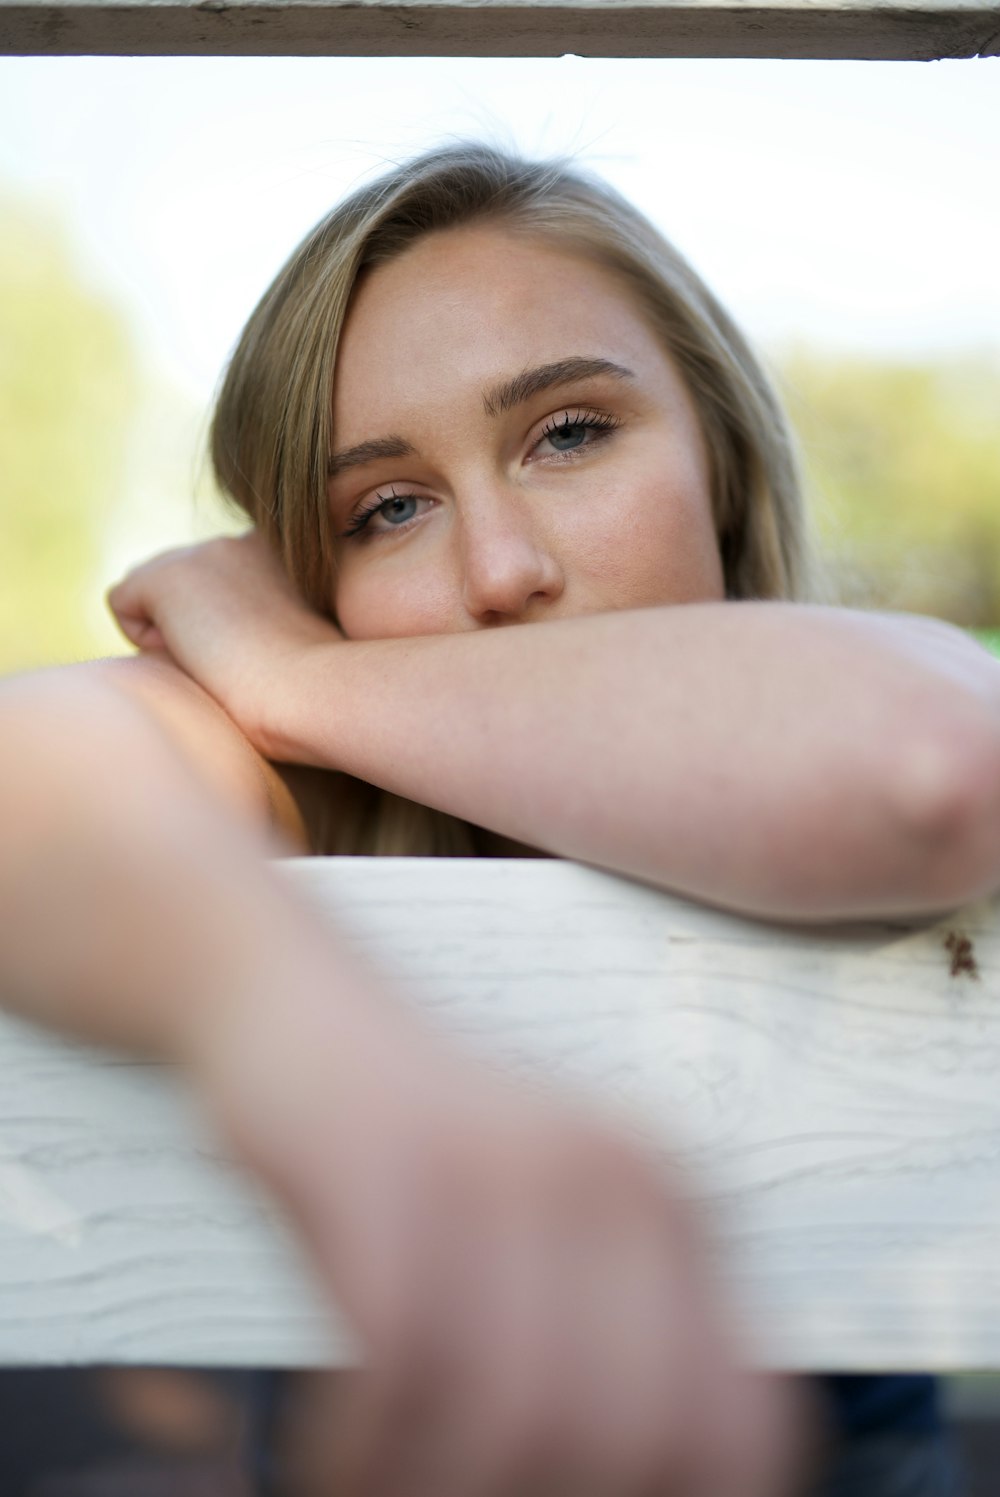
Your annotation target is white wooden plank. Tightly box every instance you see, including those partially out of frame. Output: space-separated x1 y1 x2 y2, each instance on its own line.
1 0 998 61
1 857 999 1369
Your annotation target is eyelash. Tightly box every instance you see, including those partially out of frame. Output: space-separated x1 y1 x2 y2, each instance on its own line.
539 406 621 445
340 485 424 540
340 407 622 540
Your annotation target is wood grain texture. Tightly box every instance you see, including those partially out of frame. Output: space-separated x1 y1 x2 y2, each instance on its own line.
1 857 999 1370
2 0 998 59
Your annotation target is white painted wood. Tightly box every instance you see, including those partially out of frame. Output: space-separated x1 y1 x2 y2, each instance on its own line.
1 857 999 1370
1 0 998 60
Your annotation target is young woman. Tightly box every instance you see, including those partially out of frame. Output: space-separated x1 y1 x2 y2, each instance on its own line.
3 142 998 1496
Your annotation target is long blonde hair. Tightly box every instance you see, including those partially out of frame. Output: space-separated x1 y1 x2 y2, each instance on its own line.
211 142 824 855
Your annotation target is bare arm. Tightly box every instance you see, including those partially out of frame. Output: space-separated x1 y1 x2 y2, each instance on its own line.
0 657 809 1495
263 605 1000 920
108 538 1000 921
85 653 311 854
0 656 312 1050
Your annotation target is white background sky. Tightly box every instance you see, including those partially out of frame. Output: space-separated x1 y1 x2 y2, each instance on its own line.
2 54 999 409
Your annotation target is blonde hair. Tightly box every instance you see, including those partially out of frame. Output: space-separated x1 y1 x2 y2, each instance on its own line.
211 142 825 855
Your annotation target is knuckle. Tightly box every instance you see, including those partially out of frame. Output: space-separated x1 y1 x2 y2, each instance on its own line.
491 1383 563 1485
362 1299 430 1390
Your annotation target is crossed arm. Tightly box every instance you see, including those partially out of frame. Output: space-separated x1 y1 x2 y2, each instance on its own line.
107 531 1000 921
2 533 999 1496
0 641 822 1497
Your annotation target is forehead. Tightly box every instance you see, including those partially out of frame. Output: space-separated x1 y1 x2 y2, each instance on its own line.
332 225 674 425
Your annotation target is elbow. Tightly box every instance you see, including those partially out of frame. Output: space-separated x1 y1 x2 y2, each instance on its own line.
890 709 1000 910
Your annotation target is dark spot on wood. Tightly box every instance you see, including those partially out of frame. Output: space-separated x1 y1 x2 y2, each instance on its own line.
944 930 980 980
388 8 422 29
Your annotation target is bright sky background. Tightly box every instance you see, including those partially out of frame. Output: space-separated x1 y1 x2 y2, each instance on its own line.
2 54 999 409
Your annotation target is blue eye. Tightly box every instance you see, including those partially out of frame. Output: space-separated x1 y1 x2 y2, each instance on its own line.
547 422 589 451
342 489 425 539
380 494 418 525
539 408 621 458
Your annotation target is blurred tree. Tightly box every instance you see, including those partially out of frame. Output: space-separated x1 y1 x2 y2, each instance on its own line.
0 196 137 672
0 195 239 674
780 352 1000 627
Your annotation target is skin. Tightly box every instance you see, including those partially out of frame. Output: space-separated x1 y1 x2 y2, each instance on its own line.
327 223 726 640
94 224 834 1496
96 221 1000 1494
278 225 809 1489
0 663 813 1497
108 231 1000 918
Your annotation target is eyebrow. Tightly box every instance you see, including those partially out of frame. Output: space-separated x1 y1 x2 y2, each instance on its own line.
326 356 635 479
482 357 635 418
327 434 415 480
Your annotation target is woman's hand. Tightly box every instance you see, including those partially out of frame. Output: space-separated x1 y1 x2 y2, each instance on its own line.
106 533 341 752
196 968 820 1497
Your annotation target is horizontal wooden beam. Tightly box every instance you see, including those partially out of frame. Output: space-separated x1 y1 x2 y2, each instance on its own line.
2 858 999 1369
2 0 998 59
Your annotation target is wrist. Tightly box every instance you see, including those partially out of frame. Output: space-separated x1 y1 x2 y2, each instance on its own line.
254 635 352 767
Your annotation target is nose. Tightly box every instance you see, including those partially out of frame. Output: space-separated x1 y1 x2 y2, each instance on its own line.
458 483 565 625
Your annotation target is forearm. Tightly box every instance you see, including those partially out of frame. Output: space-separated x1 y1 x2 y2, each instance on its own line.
0 665 477 1319
261 602 1000 920
0 666 354 1057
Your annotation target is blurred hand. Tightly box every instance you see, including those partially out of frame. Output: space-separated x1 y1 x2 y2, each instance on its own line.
106 532 340 749
195 971 819 1497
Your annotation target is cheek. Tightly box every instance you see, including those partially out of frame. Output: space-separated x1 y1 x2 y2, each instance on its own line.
647 485 726 602
574 472 724 608
332 558 455 640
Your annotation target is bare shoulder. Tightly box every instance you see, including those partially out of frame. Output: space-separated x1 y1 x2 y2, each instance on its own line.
75 653 311 850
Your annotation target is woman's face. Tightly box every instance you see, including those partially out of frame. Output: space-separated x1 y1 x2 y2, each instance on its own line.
327 224 725 638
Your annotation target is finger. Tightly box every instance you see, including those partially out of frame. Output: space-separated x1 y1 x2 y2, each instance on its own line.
349 1133 570 1497
423 1137 673 1497
312 1158 476 1497
518 1131 749 1497
430 1187 568 1497
698 1371 828 1497
104 545 192 632
547 1188 700 1495
111 612 167 653
362 1207 513 1497
653 1321 801 1497
105 580 157 647
107 600 167 654
277 1360 457 1497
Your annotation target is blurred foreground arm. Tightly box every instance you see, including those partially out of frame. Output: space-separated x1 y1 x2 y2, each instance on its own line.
0 657 308 1050
0 661 814 1497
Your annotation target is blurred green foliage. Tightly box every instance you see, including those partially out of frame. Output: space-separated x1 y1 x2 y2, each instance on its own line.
0 198 137 671
1 197 998 675
781 351 1000 627
0 195 240 674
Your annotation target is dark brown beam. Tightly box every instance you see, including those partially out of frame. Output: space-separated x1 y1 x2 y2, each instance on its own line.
1 0 998 61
